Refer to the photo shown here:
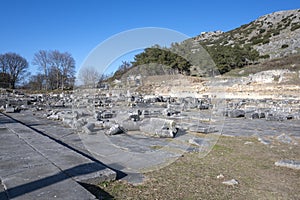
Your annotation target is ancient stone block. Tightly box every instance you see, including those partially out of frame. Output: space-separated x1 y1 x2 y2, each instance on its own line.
140 118 178 138
5 107 15 113
228 109 245 118
83 123 95 134
106 124 124 135
275 160 300 170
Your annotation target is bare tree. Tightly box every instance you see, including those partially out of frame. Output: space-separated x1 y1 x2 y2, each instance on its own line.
0 53 28 89
49 50 62 89
32 50 51 90
78 66 101 88
26 73 44 90
118 61 131 72
49 50 76 90
33 50 76 90
59 52 75 90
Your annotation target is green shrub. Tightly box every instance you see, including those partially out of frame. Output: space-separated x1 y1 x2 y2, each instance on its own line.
251 37 264 45
259 54 270 59
272 30 280 36
291 23 300 31
262 39 270 44
281 44 289 49
259 29 266 34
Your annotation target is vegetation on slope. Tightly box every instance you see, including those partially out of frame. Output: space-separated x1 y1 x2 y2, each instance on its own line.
107 9 300 81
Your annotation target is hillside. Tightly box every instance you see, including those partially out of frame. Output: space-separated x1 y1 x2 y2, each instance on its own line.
107 9 300 82
195 9 300 60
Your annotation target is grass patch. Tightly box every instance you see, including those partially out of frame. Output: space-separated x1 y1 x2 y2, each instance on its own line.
95 136 300 199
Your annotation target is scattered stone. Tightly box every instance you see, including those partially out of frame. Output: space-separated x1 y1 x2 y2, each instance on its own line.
72 118 86 129
217 174 224 179
83 123 95 134
189 125 216 134
5 107 15 113
276 133 293 144
228 109 245 118
140 118 178 138
129 114 140 121
250 112 259 119
244 141 253 145
96 111 115 120
106 124 124 135
275 160 300 170
258 137 271 145
198 103 209 110
266 114 286 121
188 138 206 146
47 113 59 120
62 118 73 127
222 179 239 186
259 112 266 118
142 110 150 118
121 120 140 131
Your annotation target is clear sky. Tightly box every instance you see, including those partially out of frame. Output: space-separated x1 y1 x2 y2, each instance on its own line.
1 0 300 75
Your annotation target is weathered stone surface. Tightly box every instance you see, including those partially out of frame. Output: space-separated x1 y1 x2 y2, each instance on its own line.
0 113 116 199
275 160 300 170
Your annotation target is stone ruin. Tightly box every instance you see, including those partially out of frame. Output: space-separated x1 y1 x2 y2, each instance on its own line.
1 86 299 141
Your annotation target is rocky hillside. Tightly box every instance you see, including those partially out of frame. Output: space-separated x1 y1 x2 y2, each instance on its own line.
108 9 300 80
195 9 300 60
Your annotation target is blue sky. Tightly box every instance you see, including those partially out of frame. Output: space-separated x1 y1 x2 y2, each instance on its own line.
1 0 300 76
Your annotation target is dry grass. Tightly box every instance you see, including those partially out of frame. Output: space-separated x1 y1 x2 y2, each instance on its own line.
94 136 300 200
225 53 300 77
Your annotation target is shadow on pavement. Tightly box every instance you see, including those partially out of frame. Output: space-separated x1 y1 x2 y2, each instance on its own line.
0 163 114 199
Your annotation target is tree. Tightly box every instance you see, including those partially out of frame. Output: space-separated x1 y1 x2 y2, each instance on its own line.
26 73 44 90
58 52 76 90
32 50 51 90
204 44 259 74
33 50 76 90
78 66 101 88
0 53 28 89
0 72 10 88
131 47 191 74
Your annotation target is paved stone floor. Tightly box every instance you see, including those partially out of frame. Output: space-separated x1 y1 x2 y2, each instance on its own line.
0 113 116 200
5 111 217 174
